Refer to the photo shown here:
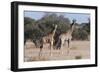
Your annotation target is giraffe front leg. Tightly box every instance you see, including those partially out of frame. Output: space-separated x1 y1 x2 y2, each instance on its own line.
39 48 42 59
60 40 64 55
67 39 71 54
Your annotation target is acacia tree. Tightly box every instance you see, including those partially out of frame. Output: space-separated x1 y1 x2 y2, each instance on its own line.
72 19 90 40
36 13 71 35
24 17 36 43
24 13 90 42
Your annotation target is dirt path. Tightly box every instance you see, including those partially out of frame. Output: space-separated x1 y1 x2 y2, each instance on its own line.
24 41 90 62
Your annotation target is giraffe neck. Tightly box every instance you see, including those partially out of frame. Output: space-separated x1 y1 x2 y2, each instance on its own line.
70 26 74 34
52 25 57 37
70 22 75 34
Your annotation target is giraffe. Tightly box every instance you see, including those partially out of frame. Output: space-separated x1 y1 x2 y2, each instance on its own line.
59 19 76 54
39 24 58 56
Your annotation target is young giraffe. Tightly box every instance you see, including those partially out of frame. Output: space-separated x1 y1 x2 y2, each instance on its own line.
39 25 58 56
59 19 76 54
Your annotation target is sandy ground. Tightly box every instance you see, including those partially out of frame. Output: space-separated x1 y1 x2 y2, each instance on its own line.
24 41 90 62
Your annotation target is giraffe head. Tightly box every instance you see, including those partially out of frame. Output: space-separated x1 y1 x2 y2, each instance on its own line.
71 19 76 27
72 19 76 24
55 25 58 29
52 24 58 31
70 19 77 33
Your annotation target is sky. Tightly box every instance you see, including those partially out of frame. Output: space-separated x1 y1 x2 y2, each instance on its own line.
24 11 90 24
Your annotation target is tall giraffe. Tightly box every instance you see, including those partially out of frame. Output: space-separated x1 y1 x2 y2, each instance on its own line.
59 19 76 54
39 24 58 56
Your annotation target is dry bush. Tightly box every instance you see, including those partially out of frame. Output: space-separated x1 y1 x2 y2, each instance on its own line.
75 55 82 59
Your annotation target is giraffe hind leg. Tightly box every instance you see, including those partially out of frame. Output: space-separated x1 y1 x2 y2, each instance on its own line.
49 42 53 56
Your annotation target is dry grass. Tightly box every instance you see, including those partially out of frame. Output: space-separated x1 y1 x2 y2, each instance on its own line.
24 41 90 62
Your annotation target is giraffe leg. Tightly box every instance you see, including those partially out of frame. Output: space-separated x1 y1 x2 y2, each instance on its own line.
67 39 71 54
39 39 43 58
39 48 42 59
68 39 69 48
61 39 64 55
50 42 53 56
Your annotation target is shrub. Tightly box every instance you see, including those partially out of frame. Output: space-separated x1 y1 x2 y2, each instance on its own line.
72 28 88 40
75 55 82 59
